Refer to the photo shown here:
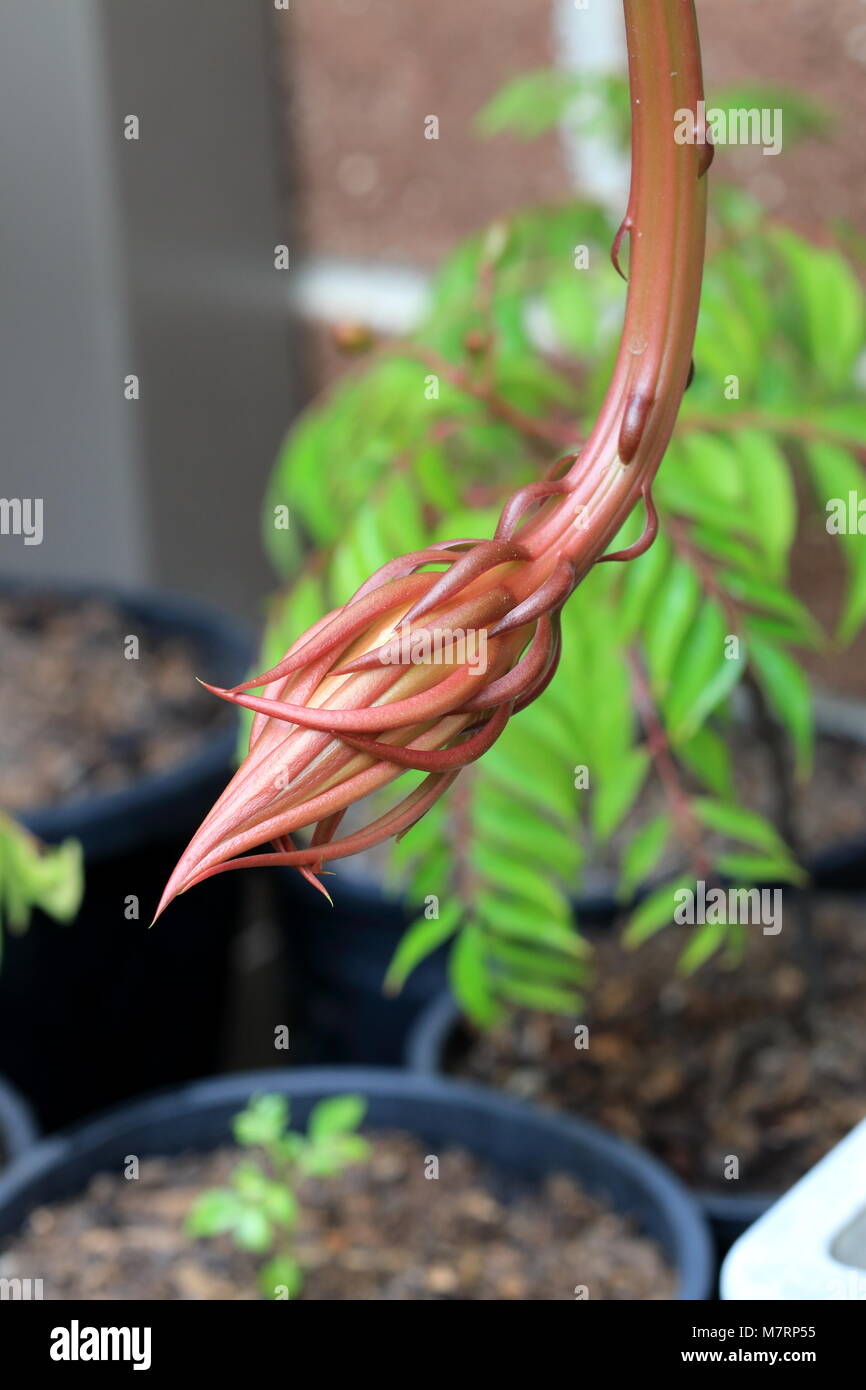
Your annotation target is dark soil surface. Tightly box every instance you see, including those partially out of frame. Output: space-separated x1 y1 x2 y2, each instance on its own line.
0 1132 674 1300
456 899 866 1195
0 595 229 811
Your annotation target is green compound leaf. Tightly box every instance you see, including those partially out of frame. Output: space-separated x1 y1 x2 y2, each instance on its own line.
307 1095 367 1141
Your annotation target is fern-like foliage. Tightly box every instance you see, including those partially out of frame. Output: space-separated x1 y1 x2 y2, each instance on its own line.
260 79 866 1024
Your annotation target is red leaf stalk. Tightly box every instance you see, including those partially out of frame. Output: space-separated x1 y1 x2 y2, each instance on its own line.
155 0 709 919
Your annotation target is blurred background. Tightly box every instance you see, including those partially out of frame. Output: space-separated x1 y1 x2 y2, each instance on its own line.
2 0 865 617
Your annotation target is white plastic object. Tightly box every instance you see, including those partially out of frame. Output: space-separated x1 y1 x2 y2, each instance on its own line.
721 1118 866 1300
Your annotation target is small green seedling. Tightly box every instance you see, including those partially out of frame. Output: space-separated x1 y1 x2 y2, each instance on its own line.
186 1091 370 1299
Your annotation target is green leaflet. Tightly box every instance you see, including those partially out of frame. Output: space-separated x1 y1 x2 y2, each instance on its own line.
378 473 427 553
746 633 815 776
476 891 587 958
771 228 865 392
677 920 728 975
714 851 806 887
694 281 762 392
0 818 84 939
662 600 743 741
475 69 631 146
623 878 692 949
617 532 672 638
707 248 774 354
733 430 796 575
484 737 575 821
449 924 502 1027
618 814 672 903
190 1092 369 1298
720 571 822 647
388 799 447 869
472 789 581 884
400 846 453 906
657 460 744 533
492 972 583 1016
543 261 617 361
307 1095 367 1140
475 69 585 139
812 403 866 446
470 843 569 919
678 432 745 506
804 440 866 642
590 747 649 842
485 935 587 986
691 797 792 859
384 903 462 995
676 726 734 800
493 358 578 412
413 445 460 511
643 558 702 696
686 522 764 577
711 84 832 145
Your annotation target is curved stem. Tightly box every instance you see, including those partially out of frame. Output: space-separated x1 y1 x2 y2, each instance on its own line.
513 0 709 596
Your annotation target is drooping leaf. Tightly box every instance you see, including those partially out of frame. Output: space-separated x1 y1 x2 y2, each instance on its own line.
747 633 814 775
449 924 502 1027
623 878 692 949
384 902 462 995
619 814 672 903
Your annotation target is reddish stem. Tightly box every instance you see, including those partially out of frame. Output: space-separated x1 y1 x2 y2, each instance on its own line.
512 0 709 594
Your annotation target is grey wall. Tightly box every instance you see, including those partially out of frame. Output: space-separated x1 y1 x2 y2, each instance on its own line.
0 0 295 618
0 0 147 588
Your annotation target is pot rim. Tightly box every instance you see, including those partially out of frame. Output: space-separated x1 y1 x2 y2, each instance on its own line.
0 1075 39 1165
0 1065 713 1301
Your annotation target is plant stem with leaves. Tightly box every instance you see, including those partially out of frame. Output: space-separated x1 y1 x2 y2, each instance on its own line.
186 1093 369 1300
155 0 711 917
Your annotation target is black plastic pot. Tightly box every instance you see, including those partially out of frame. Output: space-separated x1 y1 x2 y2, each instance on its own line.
277 703 866 1057
405 993 776 1265
0 1067 713 1299
805 695 866 892
278 870 449 1066
0 581 254 1132
276 852 630 1068
0 1076 38 1168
